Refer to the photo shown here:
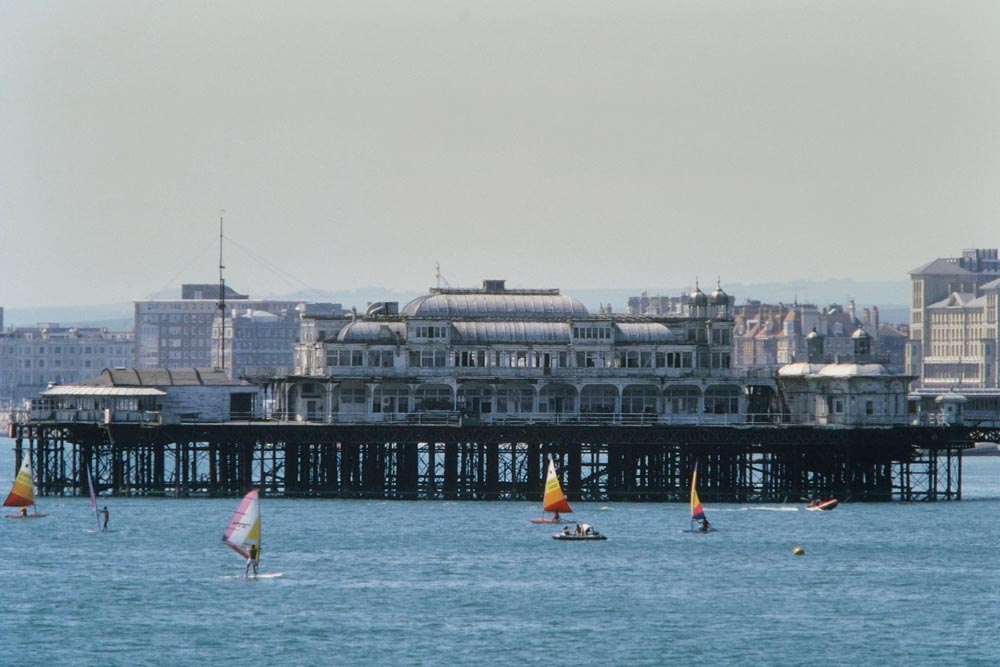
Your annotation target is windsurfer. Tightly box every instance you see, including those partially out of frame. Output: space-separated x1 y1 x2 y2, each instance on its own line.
700 519 711 533
99 506 109 531
20 507 27 518
245 543 260 578
553 512 560 522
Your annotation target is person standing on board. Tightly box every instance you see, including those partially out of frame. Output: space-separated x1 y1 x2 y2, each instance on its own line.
245 543 260 578
99 506 109 531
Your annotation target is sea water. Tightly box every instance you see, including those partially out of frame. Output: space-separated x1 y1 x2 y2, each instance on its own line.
1 436 998 667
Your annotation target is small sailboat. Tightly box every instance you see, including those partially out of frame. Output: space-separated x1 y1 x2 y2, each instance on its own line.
4 451 48 519
222 489 279 578
683 461 713 533
530 458 573 524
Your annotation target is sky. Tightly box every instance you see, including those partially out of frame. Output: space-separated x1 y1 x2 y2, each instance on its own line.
1 1 998 309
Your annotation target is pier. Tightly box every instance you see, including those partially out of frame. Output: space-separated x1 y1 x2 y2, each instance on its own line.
8 420 975 502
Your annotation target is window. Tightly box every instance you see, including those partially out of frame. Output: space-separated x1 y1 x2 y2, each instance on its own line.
339 387 366 405
408 350 447 367
327 350 364 367
368 350 395 367
413 326 448 339
572 326 611 340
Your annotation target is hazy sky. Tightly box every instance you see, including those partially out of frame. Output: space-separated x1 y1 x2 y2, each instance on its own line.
2 1 998 308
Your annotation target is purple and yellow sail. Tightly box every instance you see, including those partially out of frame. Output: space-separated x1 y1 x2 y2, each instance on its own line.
3 453 37 508
690 462 706 523
222 489 261 559
542 460 573 514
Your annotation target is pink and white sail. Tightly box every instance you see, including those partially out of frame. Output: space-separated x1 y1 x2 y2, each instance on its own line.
222 489 261 559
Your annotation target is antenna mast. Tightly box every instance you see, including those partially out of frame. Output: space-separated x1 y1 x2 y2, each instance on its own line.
218 211 226 373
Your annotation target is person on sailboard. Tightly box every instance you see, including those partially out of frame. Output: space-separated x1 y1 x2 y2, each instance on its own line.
99 506 109 531
700 519 711 533
245 543 260 578
553 511 560 522
19 507 27 518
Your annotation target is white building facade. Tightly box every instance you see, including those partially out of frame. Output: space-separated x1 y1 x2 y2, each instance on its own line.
274 280 779 424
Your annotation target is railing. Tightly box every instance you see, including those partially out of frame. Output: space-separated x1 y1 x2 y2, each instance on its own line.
266 410 789 427
307 366 765 381
26 409 163 426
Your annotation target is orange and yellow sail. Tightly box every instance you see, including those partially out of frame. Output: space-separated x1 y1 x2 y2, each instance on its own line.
3 453 37 508
690 461 706 522
542 459 572 514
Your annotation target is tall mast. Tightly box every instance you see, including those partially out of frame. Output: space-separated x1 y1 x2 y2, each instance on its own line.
218 211 226 372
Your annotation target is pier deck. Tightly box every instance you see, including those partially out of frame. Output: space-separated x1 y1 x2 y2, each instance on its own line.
7 420 976 502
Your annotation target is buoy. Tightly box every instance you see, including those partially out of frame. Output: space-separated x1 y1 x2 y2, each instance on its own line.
792 546 805 556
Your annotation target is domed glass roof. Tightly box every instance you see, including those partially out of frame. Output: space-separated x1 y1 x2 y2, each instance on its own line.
401 289 589 319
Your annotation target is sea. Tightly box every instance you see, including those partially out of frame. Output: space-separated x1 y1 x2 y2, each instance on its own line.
1 435 998 667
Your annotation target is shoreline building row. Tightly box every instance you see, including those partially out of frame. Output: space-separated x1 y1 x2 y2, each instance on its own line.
0 323 133 411
134 283 343 380
908 248 1000 421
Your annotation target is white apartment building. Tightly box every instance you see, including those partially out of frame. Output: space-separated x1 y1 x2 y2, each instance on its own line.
0 324 134 409
908 248 1000 426
134 284 301 370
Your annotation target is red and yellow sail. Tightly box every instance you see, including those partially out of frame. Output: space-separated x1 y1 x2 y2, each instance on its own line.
542 460 572 514
690 461 706 522
3 453 37 508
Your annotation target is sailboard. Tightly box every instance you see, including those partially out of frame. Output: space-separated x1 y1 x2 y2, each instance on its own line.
530 458 573 524
222 489 267 578
4 451 47 518
682 461 714 533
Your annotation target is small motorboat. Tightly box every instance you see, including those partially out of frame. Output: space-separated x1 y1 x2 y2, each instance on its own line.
552 531 607 541
806 498 839 511
552 523 607 541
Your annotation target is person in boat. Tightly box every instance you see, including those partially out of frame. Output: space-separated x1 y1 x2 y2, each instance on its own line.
245 543 260 578
700 519 711 533
581 523 592 535
574 524 582 535
99 506 109 531
562 526 570 535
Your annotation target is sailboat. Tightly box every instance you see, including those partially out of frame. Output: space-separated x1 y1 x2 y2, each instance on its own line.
530 458 573 524
683 460 714 533
222 489 280 578
4 451 48 519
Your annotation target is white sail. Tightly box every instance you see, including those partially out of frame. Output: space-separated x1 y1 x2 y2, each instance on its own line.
222 489 260 558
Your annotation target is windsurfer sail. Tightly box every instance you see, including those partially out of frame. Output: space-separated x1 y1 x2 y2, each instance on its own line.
222 489 261 577
690 461 709 532
4 451 47 518
86 463 101 530
531 459 572 523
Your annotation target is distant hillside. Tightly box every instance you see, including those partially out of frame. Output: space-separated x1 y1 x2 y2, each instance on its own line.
4 279 911 329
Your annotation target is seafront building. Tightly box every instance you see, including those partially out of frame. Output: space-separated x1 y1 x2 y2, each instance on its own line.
908 248 1000 423
732 300 904 369
212 302 342 382
134 284 303 373
264 279 913 428
0 323 133 410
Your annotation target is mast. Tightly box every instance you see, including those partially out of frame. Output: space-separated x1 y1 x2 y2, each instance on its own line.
218 211 226 373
